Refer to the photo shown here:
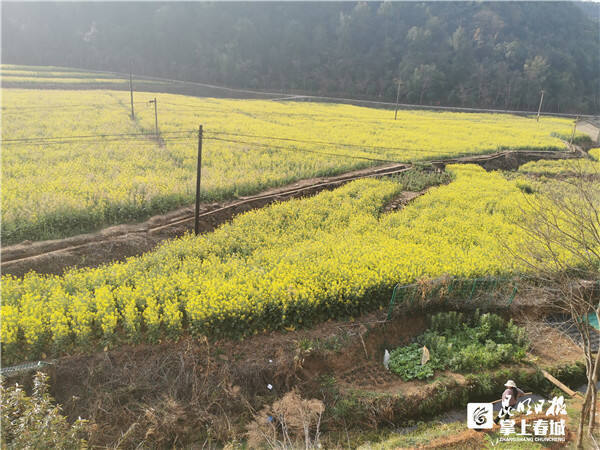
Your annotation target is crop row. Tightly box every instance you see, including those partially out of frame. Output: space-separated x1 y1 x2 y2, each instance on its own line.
2 165 543 364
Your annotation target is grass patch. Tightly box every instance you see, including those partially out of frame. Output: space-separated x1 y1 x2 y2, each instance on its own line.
357 421 467 449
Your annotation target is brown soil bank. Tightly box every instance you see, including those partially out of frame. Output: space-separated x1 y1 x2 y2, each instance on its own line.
1 149 581 278
1 163 409 277
6 308 585 448
431 148 582 172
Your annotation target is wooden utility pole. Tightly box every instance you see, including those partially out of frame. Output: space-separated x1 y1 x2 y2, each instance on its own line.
194 125 202 236
194 125 203 235
149 98 158 137
394 80 402 120
536 89 545 122
570 115 580 145
129 72 135 119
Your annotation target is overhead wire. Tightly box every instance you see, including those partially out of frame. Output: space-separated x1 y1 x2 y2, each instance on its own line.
1 136 197 147
1 101 148 112
205 130 418 153
2 130 195 143
203 130 564 159
78 67 597 119
6 64 593 118
3 138 196 147
204 136 407 164
0 128 435 159
1 128 407 163
2 127 569 165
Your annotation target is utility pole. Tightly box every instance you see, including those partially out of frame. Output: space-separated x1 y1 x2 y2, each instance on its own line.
129 72 135 119
394 80 402 120
536 89 545 122
149 98 158 138
194 125 203 236
569 115 579 146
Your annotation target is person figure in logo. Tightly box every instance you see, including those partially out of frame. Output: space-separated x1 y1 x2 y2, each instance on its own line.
494 379 525 424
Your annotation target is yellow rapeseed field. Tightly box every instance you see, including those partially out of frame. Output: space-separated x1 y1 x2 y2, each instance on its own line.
518 148 600 176
1 76 127 84
1 64 129 84
2 165 544 364
1 87 578 243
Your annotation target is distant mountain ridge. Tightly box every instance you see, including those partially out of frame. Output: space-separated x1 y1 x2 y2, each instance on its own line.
2 2 598 114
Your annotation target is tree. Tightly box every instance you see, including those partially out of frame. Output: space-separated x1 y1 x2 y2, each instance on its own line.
516 155 600 448
1 2 598 113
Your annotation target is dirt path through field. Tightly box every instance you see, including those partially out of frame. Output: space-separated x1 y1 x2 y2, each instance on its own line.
1 163 410 276
577 120 600 144
0 148 579 277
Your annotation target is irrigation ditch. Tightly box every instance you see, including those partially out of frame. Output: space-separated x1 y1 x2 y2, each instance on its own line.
3 303 589 448
0 147 582 277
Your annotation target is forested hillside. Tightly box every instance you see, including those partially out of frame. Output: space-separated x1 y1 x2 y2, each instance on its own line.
2 2 599 113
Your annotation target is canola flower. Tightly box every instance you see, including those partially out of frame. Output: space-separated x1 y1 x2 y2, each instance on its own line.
518 148 600 176
0 64 129 85
0 70 121 79
1 87 579 243
1 76 127 84
2 165 550 364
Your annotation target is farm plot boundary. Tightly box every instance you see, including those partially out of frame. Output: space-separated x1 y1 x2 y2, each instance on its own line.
1 148 580 277
1 163 410 276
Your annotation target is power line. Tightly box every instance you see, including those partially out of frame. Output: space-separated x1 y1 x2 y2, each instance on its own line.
3 128 569 161
204 136 406 164
202 135 511 162
205 130 420 153
2 128 577 170
2 133 398 163
1 136 197 147
3 129 405 162
202 130 572 157
2 130 195 144
78 67 597 119
2 91 594 126
2 134 393 165
1 102 148 112
4 63 597 119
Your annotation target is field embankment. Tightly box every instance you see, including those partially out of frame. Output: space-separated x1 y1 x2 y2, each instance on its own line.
0 163 413 277
4 308 586 448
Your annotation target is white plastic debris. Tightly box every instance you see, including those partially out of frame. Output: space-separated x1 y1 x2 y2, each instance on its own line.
421 346 430 365
268 359 273 363
383 349 390 370
267 384 273 391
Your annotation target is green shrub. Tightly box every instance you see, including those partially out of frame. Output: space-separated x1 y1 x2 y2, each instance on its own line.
1 372 88 449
